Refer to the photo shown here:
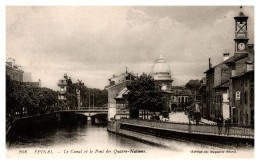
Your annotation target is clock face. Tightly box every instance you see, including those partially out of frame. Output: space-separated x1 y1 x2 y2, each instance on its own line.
238 42 246 51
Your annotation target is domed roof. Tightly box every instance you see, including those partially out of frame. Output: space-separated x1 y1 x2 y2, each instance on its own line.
152 54 172 81
152 54 170 74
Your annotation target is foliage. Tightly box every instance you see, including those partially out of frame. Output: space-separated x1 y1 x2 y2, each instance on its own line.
126 74 164 118
6 73 108 120
185 79 201 91
72 82 108 108
6 74 58 117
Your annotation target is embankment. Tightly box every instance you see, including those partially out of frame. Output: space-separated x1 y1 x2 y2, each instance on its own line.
107 119 254 148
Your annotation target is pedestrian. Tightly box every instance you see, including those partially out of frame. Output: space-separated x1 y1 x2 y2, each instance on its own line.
217 116 223 135
159 114 163 122
225 118 231 135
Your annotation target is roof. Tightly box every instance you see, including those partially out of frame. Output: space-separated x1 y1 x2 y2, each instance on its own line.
104 80 130 90
230 70 254 79
115 87 129 100
213 80 230 89
234 36 249 40
109 72 129 80
234 12 248 19
204 53 248 74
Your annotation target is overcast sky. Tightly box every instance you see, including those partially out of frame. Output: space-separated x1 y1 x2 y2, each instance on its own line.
6 6 254 90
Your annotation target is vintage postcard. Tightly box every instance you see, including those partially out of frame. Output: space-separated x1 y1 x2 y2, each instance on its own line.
5 5 255 158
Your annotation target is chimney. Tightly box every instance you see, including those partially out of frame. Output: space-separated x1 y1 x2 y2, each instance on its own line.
209 58 212 69
223 53 230 61
246 61 253 72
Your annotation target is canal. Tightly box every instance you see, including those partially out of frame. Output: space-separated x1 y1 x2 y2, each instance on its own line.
6 116 254 158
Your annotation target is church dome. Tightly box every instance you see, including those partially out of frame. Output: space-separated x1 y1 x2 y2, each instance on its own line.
152 54 172 81
153 55 171 73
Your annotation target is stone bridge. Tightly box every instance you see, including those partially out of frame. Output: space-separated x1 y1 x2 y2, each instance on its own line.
57 107 108 124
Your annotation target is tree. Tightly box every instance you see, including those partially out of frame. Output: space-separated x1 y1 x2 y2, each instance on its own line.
185 79 201 92
126 74 164 119
72 81 108 108
6 74 58 117
6 74 16 117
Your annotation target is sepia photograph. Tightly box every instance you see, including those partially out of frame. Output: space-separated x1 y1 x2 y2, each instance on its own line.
4 5 255 158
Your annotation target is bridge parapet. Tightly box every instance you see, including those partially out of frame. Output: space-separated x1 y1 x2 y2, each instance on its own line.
80 107 108 110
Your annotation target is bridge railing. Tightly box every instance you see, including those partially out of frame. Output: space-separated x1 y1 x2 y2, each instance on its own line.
79 107 108 110
120 118 254 138
58 107 108 113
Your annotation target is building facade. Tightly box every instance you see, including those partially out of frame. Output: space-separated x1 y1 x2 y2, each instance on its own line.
204 11 254 126
6 59 23 82
170 86 192 112
57 73 78 110
105 72 135 120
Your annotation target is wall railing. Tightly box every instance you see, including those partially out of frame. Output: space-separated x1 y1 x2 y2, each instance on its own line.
120 118 254 138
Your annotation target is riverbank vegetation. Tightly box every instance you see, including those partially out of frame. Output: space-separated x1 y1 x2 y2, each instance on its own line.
6 74 58 119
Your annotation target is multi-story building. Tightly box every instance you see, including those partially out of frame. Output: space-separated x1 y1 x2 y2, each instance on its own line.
227 12 254 126
205 11 254 125
204 54 232 121
225 12 254 127
170 86 192 112
105 71 135 120
57 73 77 110
6 58 23 82
106 55 174 120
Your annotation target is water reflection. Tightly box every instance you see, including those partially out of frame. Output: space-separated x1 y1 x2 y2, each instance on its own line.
7 120 168 151
6 118 254 158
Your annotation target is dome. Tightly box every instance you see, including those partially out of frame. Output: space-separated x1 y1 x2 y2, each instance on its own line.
153 56 170 73
151 54 173 90
152 54 172 81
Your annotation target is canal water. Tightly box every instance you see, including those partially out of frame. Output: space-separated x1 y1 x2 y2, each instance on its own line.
6 118 254 158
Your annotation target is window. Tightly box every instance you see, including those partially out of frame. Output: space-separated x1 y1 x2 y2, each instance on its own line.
250 87 254 102
245 91 248 104
245 112 249 125
236 91 240 100
240 111 244 124
240 92 243 105
250 76 254 83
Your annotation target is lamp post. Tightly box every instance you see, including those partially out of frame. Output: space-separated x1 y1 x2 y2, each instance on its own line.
93 89 94 110
89 90 90 116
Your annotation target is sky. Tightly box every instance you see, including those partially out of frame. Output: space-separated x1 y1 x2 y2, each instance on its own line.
6 6 254 90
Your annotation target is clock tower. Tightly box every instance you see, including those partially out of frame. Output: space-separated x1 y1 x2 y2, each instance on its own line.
234 11 249 53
